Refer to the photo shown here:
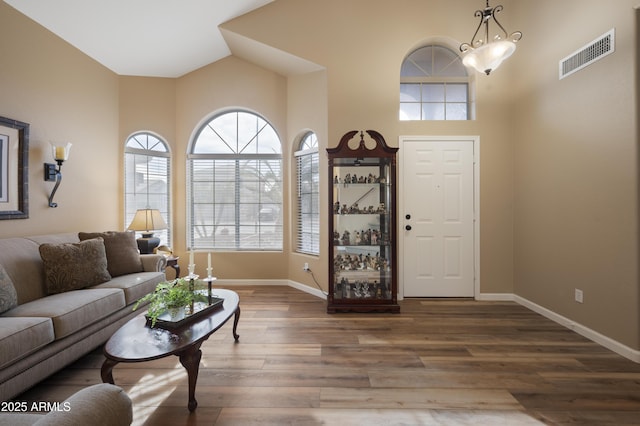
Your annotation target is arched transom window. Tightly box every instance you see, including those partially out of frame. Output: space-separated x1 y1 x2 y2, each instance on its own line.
400 45 471 120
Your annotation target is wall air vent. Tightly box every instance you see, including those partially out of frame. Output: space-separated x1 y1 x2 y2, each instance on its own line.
559 29 615 80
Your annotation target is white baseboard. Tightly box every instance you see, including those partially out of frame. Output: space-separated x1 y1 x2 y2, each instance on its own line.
287 280 327 300
214 278 290 287
214 278 327 300
477 293 515 301
513 294 640 363
216 283 640 363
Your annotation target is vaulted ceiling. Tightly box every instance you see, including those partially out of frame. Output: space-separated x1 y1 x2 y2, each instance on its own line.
3 0 274 77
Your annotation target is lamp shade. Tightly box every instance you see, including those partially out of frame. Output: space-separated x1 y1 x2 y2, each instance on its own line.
462 39 516 75
127 209 168 232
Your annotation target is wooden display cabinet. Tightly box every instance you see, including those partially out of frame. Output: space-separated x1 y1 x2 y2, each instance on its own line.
327 130 399 313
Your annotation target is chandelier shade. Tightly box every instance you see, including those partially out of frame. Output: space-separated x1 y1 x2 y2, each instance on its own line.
460 1 522 75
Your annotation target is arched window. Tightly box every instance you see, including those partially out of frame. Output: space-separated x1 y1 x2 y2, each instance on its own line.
187 110 283 251
295 131 319 255
124 132 171 246
400 45 472 120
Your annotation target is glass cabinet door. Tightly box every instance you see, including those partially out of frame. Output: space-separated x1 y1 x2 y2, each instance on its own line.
327 131 399 313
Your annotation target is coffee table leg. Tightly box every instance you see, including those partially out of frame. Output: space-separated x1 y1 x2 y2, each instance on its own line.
179 344 203 412
232 306 241 341
101 358 118 384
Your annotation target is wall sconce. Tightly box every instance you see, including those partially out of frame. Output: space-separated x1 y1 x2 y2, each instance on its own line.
44 142 72 208
459 0 522 75
127 208 168 254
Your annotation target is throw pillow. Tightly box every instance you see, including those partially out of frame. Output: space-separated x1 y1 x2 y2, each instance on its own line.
0 263 18 314
78 231 143 277
39 238 112 295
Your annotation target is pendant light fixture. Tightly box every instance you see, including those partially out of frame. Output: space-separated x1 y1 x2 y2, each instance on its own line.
459 0 522 75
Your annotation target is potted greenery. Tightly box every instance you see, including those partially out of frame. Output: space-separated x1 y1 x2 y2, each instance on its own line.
134 278 204 327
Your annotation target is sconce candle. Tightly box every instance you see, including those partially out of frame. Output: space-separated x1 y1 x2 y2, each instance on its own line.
52 142 72 162
44 142 72 207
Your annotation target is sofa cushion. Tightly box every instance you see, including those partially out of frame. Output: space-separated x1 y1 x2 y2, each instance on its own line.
91 271 165 305
0 317 55 369
39 238 112 295
79 231 143 277
0 237 47 304
0 264 18 314
2 289 125 339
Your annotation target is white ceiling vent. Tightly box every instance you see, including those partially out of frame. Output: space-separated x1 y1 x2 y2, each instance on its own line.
559 29 615 80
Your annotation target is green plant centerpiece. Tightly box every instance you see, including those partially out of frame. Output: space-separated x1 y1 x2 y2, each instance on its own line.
133 278 208 327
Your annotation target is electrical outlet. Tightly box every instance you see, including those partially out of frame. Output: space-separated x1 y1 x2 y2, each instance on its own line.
303 262 309 271
575 289 583 303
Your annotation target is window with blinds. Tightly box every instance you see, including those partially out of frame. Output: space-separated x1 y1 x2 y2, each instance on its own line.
124 132 171 246
187 110 283 251
295 132 319 255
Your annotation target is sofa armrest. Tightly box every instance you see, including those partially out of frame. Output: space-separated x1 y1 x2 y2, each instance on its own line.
140 254 167 272
33 384 132 426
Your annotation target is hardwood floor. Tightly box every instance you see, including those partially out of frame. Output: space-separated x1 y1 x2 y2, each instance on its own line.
15 286 640 425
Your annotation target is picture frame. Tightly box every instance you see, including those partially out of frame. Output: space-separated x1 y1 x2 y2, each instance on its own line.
0 116 29 219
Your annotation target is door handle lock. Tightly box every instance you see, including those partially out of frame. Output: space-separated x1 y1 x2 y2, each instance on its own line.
405 225 412 231
405 214 411 220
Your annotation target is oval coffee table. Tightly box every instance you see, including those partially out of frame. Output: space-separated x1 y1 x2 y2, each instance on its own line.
101 288 240 411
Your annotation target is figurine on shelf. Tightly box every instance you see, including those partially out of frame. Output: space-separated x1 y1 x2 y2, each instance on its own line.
334 201 341 214
351 174 358 184
334 175 340 184
371 230 378 245
343 173 351 187
341 230 351 246
333 231 340 245
354 231 361 245
340 204 348 214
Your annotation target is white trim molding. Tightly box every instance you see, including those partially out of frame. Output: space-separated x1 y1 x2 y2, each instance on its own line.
480 292 640 363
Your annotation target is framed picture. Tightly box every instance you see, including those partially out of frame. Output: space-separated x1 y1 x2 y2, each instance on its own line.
0 116 29 219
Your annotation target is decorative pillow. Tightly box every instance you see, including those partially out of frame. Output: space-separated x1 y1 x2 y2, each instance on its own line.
39 238 112 295
78 231 143 277
0 263 18 314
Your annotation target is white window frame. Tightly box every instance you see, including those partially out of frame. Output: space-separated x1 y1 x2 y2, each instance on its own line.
295 131 319 255
400 45 472 121
187 110 283 251
124 132 171 246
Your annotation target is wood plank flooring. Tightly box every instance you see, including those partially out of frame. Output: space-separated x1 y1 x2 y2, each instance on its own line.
14 286 640 425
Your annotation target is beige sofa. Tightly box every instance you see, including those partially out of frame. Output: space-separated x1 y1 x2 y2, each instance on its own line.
0 232 166 402
0 383 132 426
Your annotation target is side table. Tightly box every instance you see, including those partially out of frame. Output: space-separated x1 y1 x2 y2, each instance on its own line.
165 256 180 279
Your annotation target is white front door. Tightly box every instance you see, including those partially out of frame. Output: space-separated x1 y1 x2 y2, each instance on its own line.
400 137 477 297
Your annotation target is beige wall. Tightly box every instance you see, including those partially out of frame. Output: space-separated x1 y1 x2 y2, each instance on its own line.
287 71 328 288
1 0 638 351
0 2 120 237
222 0 518 295
510 1 640 349
119 76 176 229
174 56 289 279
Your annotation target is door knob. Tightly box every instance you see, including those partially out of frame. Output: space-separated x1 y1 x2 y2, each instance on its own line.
405 225 412 231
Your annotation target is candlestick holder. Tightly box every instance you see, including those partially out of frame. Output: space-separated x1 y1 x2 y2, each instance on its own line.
203 275 217 305
187 264 196 276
